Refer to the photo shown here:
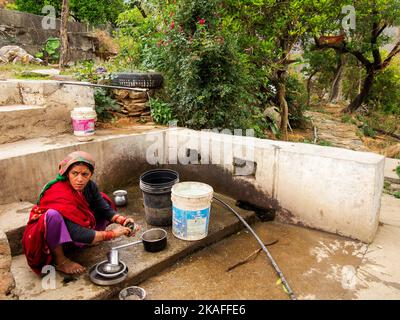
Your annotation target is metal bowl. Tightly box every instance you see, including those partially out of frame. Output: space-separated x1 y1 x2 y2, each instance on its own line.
95 260 127 278
119 286 147 300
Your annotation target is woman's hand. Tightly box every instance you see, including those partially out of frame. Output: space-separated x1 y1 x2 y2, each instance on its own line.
112 225 132 238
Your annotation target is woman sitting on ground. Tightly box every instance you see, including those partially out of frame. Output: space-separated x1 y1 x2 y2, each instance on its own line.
22 151 139 275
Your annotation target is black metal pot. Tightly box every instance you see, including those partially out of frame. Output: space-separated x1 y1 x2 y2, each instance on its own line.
141 228 167 252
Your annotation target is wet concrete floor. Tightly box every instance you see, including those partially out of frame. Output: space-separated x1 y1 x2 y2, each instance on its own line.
134 221 369 300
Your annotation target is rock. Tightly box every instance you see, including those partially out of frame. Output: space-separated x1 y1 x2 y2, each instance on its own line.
263 106 281 125
0 273 15 297
30 69 60 76
0 250 11 271
0 231 14 298
0 231 10 260
114 90 130 100
0 45 43 64
129 112 143 117
123 102 149 113
129 91 148 100
130 98 148 104
385 144 400 158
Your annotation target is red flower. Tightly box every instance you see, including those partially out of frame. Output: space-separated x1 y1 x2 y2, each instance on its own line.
198 19 206 25
170 21 175 29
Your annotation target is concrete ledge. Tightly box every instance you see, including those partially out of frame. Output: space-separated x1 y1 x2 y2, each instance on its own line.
0 80 94 108
0 202 33 256
10 192 256 300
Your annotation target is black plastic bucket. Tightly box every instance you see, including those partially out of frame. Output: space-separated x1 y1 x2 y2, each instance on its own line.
139 169 179 226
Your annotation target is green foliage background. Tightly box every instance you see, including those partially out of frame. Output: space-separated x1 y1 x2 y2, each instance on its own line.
14 0 126 26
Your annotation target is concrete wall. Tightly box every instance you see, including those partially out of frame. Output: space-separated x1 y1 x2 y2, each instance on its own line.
0 128 385 243
160 129 385 243
0 8 97 61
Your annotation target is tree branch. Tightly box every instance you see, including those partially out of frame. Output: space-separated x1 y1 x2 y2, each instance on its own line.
371 18 385 67
313 37 372 68
381 40 400 69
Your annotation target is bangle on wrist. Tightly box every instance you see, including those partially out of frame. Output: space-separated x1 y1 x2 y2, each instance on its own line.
102 230 116 241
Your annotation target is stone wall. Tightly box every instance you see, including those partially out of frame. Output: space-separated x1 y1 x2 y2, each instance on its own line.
0 8 98 61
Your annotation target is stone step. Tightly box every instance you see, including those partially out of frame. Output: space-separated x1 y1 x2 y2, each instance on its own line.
0 104 55 145
0 202 33 256
0 79 95 144
385 157 400 184
9 193 256 300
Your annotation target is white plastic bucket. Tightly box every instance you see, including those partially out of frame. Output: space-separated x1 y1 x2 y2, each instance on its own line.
71 107 97 141
171 182 214 241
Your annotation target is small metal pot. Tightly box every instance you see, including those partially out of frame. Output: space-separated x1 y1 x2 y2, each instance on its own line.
111 228 167 253
113 190 128 207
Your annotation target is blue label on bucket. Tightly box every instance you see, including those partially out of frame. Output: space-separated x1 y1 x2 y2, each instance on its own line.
172 206 210 240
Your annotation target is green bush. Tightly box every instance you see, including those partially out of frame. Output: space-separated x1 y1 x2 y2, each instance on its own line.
396 165 400 178
286 73 309 129
149 98 175 125
367 57 400 115
117 0 259 132
362 124 377 138
15 0 126 26
94 88 120 121
317 140 333 147
36 37 60 64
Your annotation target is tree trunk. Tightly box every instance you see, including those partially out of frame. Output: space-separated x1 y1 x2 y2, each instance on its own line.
329 54 345 102
59 0 70 68
343 68 375 113
307 70 318 106
277 71 289 140
357 63 363 94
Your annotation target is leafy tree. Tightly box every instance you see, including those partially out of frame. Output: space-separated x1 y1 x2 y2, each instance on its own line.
221 0 342 139
314 0 400 113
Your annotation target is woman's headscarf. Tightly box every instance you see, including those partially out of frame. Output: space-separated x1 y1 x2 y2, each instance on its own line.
58 150 95 175
36 151 96 204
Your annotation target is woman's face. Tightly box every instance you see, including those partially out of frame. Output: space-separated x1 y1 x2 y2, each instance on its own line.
68 164 92 191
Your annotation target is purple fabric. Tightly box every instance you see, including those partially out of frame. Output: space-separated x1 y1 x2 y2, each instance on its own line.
45 209 108 250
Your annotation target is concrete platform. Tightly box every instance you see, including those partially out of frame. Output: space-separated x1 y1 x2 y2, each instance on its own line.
10 188 256 300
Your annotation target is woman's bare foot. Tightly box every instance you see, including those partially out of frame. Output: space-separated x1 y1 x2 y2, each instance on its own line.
55 258 86 275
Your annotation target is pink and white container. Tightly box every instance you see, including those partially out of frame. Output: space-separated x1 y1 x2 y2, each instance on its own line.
71 107 97 141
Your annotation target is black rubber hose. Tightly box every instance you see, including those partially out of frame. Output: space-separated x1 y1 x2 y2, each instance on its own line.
213 196 297 300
